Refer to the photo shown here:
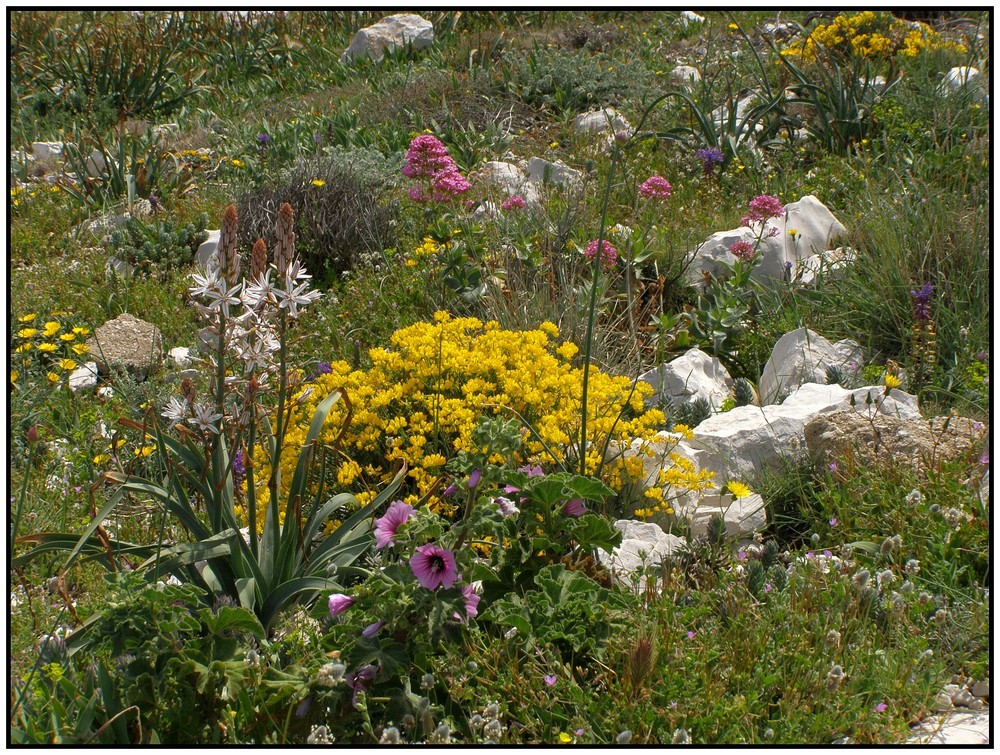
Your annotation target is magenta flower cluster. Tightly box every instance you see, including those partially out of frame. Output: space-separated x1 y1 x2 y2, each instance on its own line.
638 175 672 200
402 135 471 202
729 240 756 262
740 194 784 227
584 239 618 268
501 194 527 211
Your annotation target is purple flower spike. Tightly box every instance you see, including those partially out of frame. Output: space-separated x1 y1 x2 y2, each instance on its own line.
374 501 415 549
562 499 587 517
410 543 458 590
328 593 356 616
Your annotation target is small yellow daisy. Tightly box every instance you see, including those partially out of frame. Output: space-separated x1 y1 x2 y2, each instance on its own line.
58 358 77 371
17 328 38 338
38 343 58 353
72 343 90 355
60 333 76 341
17 313 36 323
311 179 326 187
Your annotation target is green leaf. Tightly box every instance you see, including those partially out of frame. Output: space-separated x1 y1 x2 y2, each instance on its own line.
566 514 622 552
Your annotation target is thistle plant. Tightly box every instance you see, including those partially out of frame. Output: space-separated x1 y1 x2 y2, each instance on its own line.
17 202 403 635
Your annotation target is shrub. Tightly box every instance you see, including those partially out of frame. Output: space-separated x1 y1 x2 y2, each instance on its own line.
253 313 713 524
235 152 399 282
108 212 209 274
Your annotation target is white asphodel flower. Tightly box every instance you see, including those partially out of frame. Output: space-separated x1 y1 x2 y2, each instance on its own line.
161 395 190 427
188 402 223 435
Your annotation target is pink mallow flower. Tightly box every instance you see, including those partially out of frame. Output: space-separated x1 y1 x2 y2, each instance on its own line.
501 194 527 211
729 240 756 262
462 584 481 620
584 239 618 268
638 175 672 200
374 501 415 549
410 543 458 590
328 593 356 616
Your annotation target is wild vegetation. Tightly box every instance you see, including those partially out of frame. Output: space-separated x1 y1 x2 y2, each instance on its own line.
8 10 990 744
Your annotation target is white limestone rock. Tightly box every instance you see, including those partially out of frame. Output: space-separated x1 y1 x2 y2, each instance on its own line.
908 711 991 745
940 67 988 105
195 229 221 268
85 313 164 380
526 157 584 188
340 14 434 63
794 246 856 285
637 347 732 411
688 492 766 538
685 195 847 286
678 11 705 28
676 382 920 482
759 327 863 405
572 107 631 136
68 362 99 393
476 161 541 206
669 65 702 90
32 142 63 161
597 519 686 575
167 347 193 369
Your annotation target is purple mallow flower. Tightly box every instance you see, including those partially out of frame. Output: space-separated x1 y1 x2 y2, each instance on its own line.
493 496 520 517
410 543 458 590
362 620 386 639
328 593 356 616
517 464 545 477
468 469 482 489
562 499 587 517
374 501 415 549
463 584 481 620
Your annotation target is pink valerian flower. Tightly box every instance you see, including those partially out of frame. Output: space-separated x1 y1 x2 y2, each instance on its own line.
430 168 471 201
563 499 587 517
402 135 455 179
740 194 784 227
328 593 356 616
410 543 458 590
638 175 673 200
501 194 527 211
729 240 755 262
374 501 415 549
583 239 618 268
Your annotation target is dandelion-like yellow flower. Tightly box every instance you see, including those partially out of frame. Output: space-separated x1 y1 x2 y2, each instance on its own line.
884 374 902 390
72 343 90 355
72 327 91 335
59 333 76 342
10 370 18 383
133 446 154 458
93 453 111 465
43 321 61 336
46 371 60 384
231 159 245 168
558 733 572 744
58 358 77 371
15 343 32 353
17 328 38 339
18 313 36 323
38 343 58 353
728 481 753 498
311 179 326 187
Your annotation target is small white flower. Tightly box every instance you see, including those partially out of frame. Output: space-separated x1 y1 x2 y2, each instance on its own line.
161 395 189 426
188 402 223 434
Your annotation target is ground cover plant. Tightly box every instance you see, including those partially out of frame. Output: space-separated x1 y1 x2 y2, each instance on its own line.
8 10 990 745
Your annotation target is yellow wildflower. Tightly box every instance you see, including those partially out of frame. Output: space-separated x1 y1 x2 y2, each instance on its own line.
884 374 902 390
17 328 38 339
60 333 76 342
47 371 60 384
558 733 572 744
72 343 90 355
15 343 32 353
43 321 61 336
72 327 91 335
18 313 36 323
231 159 245 168
38 343 58 353
311 179 326 187
58 358 77 371
10 370 18 383
93 453 111 465
728 481 753 498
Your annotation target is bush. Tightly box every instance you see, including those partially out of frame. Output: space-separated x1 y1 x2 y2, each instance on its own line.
108 212 209 274
234 151 400 282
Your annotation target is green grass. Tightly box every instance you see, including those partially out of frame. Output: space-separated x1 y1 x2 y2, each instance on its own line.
8 9 990 745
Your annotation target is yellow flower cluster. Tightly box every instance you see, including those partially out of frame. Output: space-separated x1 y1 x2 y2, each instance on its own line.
782 11 965 62
13 313 91 386
252 313 682 525
405 237 443 268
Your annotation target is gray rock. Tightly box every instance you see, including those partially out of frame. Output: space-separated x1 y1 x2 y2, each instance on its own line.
32 142 63 161
637 347 732 411
476 161 541 207
526 157 584 188
932 692 954 712
68 362 99 393
908 711 991 745
689 492 766 538
167 346 193 369
669 65 701 90
85 313 163 380
940 66 988 105
794 247 856 285
340 13 434 63
951 688 977 708
678 11 705 27
195 229 221 269
597 520 686 575
972 678 989 699
759 327 863 405
105 255 135 278
686 195 847 286
572 107 631 136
